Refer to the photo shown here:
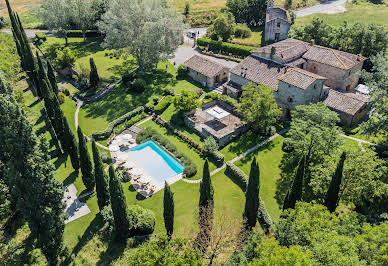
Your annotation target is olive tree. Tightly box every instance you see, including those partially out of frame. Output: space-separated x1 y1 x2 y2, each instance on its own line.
70 0 95 41
98 0 186 74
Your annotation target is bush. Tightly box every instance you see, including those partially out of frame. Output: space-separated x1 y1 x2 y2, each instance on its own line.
92 107 144 140
0 17 7 29
162 86 175 96
234 24 252 38
257 199 272 231
197 38 255 58
127 205 155 236
177 64 188 78
154 95 172 115
122 70 137 84
56 47 76 69
101 205 114 226
62 88 71 96
57 92 65 104
116 167 131 183
100 152 112 164
208 150 225 167
78 77 90 91
204 136 218 154
225 162 248 191
131 78 147 93
35 32 47 41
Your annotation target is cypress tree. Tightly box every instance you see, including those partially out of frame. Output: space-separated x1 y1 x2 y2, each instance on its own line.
47 60 59 95
92 140 110 210
62 114 79 170
283 156 305 210
109 165 130 240
163 181 174 239
244 157 260 229
199 160 214 209
36 53 49 98
324 152 346 212
77 127 95 191
89 57 100 89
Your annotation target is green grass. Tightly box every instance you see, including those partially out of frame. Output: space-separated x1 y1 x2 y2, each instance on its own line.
0 33 20 81
295 1 388 28
231 27 264 47
234 136 285 220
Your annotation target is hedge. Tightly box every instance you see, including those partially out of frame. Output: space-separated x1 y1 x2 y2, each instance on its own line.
154 95 172 115
35 32 47 41
113 112 148 135
208 150 225 167
67 30 102 38
225 162 249 191
136 127 197 177
197 38 256 58
257 199 272 231
91 106 144 140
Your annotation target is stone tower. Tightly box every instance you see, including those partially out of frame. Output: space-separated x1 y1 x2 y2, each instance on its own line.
264 1 291 42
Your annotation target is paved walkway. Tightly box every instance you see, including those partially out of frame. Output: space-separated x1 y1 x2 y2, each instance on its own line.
340 134 377 146
296 0 350 17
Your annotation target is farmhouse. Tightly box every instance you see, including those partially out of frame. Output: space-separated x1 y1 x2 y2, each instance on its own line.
184 55 230 88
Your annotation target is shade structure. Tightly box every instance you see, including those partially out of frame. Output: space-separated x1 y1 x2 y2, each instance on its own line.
124 161 135 169
131 168 144 176
109 145 120 152
121 134 132 140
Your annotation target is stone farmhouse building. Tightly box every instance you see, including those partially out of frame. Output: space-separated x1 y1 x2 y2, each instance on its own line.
265 0 291 42
184 55 230 88
223 38 369 125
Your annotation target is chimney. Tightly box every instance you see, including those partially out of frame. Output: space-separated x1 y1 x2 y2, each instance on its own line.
310 39 315 46
270 46 276 59
241 68 244 76
244 68 248 77
357 54 361 61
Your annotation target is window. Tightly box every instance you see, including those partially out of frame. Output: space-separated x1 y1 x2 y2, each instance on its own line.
288 97 293 103
275 33 280 41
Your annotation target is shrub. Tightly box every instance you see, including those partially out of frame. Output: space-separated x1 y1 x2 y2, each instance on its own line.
257 199 272 230
56 47 76 69
122 70 137 84
117 167 131 183
57 92 65 104
35 32 47 41
177 64 188 78
162 86 175 96
234 24 252 38
203 92 239 108
0 17 7 29
92 107 144 140
100 152 112 164
197 38 255 58
225 162 248 191
154 95 172 115
204 136 218 154
208 150 225 167
78 77 90 91
62 87 70 96
128 205 155 236
101 205 114 226
131 78 147 93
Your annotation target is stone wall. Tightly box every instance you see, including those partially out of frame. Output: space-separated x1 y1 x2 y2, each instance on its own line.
304 60 364 91
188 68 213 87
265 17 291 42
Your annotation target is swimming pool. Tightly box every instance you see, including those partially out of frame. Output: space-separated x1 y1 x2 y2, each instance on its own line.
126 140 184 184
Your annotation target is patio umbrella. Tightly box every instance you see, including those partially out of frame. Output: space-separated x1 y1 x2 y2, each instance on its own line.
138 175 152 183
122 134 132 140
124 161 135 169
116 152 131 162
109 145 120 152
131 168 144 176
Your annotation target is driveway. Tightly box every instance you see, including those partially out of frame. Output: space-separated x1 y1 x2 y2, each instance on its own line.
296 0 350 17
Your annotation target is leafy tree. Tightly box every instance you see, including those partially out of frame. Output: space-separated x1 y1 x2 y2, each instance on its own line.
70 0 95 41
41 0 73 46
92 140 110 211
98 0 186 74
108 165 130 240
46 60 59 95
172 90 200 112
163 181 174 239
244 157 260 229
226 0 267 25
0 179 11 222
283 156 305 210
89 57 100 89
203 136 218 155
0 83 65 265
238 83 281 134
77 127 95 191
56 47 76 69
207 12 236 42
324 152 346 212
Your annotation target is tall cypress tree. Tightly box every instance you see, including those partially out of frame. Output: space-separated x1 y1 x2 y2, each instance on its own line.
77 127 95 191
36 53 49 97
199 160 214 209
163 181 174 239
109 165 130 240
324 152 346 212
89 57 100 89
61 114 79 170
244 157 260 229
283 156 305 210
47 60 59 95
92 140 110 210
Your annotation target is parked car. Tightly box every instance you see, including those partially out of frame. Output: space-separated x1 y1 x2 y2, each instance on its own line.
186 30 196 39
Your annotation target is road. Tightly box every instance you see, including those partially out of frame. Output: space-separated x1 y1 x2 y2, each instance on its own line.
296 0 350 17
1 28 54 38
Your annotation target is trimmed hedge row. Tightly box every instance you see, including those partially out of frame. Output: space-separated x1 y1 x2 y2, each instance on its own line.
113 112 148 135
154 95 172 115
208 150 225 167
67 30 102 38
258 199 273 231
197 38 255 58
225 162 248 191
153 115 205 154
91 106 144 140
136 127 197 177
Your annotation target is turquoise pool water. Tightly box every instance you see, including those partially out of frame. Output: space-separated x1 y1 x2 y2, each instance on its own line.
126 140 184 183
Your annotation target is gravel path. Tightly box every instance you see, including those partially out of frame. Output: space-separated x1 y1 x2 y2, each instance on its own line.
296 0 350 17
1 29 54 38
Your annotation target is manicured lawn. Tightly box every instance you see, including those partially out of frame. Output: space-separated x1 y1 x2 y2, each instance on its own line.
234 136 285 220
295 2 388 28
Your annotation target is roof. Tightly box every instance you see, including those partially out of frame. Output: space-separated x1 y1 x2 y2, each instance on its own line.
278 68 326 90
206 106 230 120
253 39 310 61
266 7 291 24
302 45 367 70
231 55 287 91
323 89 369 115
223 81 242 93
184 55 227 78
285 57 306 67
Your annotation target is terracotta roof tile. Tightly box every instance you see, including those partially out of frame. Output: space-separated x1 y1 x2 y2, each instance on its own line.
323 89 369 115
253 38 310 61
278 68 326 90
184 55 227 78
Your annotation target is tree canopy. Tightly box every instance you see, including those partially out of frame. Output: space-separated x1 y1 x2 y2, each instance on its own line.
226 0 267 25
